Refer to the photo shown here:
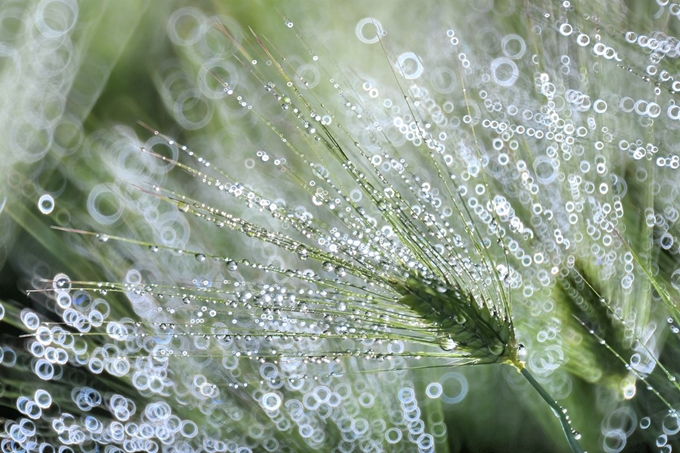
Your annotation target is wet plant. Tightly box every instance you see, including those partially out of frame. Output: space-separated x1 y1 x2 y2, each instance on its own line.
2 1 680 452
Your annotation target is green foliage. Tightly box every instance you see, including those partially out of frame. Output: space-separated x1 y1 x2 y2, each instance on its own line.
2 1 680 452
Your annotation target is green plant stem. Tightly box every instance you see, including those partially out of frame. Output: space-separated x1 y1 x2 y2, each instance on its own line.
520 367 585 453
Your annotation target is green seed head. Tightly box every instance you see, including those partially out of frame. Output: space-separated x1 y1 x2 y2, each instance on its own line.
393 272 523 368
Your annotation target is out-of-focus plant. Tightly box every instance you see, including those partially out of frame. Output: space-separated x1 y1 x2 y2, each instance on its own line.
2 1 680 452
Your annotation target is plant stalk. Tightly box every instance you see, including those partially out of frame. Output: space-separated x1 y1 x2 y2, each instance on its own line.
520 367 585 453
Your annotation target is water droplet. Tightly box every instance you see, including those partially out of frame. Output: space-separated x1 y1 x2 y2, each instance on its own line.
438 334 457 351
640 417 651 429
517 344 527 363
296 245 309 260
